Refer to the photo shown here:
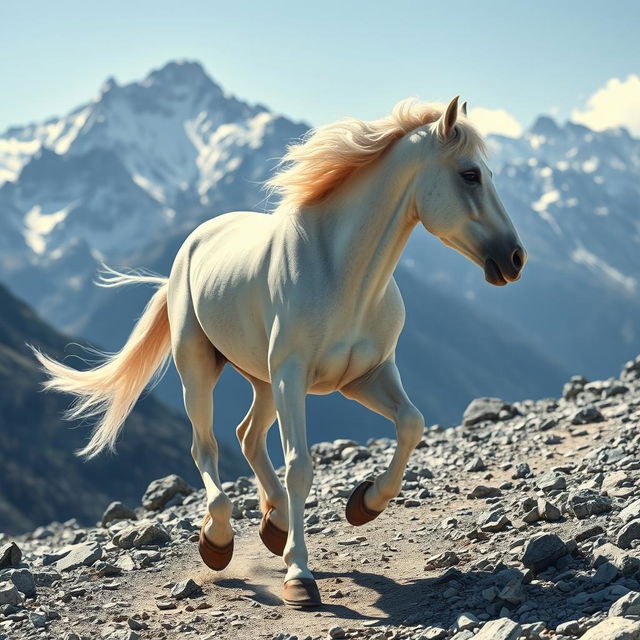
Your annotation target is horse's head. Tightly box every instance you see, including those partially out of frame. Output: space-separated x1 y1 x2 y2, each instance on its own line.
413 97 526 285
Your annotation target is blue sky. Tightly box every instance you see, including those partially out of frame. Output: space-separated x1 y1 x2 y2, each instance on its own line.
2 0 639 134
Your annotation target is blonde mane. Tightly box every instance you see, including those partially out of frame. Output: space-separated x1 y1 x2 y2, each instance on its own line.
267 98 486 213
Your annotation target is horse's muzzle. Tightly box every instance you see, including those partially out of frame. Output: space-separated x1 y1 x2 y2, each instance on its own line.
484 245 526 286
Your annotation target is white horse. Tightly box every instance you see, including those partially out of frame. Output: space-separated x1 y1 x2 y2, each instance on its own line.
35 96 526 608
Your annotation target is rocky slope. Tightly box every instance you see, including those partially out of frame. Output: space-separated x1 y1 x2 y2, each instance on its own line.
3 355 640 639
0 283 245 535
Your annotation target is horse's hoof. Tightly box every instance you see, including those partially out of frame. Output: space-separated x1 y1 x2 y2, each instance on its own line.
345 479 383 526
259 508 288 556
282 577 322 608
198 514 234 570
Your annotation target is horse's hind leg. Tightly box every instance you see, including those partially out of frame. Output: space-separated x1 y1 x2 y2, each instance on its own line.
341 359 424 522
236 378 289 552
170 303 233 557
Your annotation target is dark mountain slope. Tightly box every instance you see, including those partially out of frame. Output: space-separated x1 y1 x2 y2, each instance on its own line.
0 284 246 534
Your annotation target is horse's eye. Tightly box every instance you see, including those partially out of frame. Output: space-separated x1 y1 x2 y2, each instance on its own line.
460 169 481 184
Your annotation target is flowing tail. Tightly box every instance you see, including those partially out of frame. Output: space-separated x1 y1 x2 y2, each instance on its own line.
32 267 171 458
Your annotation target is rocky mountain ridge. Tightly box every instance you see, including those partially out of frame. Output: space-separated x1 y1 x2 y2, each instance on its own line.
2 354 640 639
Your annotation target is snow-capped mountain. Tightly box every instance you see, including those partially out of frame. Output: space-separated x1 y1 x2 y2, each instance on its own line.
0 61 306 330
0 59 637 441
0 61 306 263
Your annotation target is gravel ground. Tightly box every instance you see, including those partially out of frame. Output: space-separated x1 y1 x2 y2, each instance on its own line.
3 355 640 640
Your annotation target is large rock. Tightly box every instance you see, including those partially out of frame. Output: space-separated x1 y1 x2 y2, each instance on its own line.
142 475 194 511
563 376 587 401
617 520 640 550
593 543 640 576
424 551 460 570
620 499 640 523
56 543 102 572
581 617 640 640
610 591 640 617
621 357 640 382
498 577 525 605
7 568 36 597
467 485 502 499
0 580 23 606
112 522 171 549
537 499 561 521
170 578 202 599
521 534 567 572
474 618 522 640
462 398 508 426
478 511 510 533
0 542 22 569
572 405 604 425
102 501 137 527
29 610 47 629
567 489 612 519
536 472 567 493
602 471 634 498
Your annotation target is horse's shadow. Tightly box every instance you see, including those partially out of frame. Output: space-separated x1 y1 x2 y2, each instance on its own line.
215 563 630 629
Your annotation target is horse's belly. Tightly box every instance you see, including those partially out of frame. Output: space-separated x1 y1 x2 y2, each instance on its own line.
309 338 384 394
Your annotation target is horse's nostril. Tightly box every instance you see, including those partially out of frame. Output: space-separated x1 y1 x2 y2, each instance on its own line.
512 248 523 270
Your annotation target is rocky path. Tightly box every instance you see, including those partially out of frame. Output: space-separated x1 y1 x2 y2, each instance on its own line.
3 356 640 639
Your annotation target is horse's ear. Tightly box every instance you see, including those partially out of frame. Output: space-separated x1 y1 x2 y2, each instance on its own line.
437 96 459 141
461 101 468 117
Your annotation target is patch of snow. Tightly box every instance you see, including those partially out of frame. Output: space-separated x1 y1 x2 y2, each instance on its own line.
23 204 74 254
532 190 561 212
571 246 636 294
133 174 166 203
538 210 563 236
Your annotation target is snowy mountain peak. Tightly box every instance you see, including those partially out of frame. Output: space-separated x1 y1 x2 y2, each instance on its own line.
99 76 119 96
145 60 213 88
529 115 561 137
0 60 307 264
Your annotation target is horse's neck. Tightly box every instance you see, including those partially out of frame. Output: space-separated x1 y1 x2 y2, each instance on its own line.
296 148 417 301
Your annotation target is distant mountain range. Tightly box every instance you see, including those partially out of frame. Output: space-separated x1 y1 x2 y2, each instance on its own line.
0 282 244 534
0 60 637 463
403 114 640 377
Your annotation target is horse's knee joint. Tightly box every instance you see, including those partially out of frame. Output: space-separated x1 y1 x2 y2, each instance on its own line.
191 438 218 467
284 452 313 489
396 405 425 447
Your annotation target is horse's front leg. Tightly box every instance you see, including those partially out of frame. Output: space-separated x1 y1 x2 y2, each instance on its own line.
270 356 320 607
341 359 425 522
